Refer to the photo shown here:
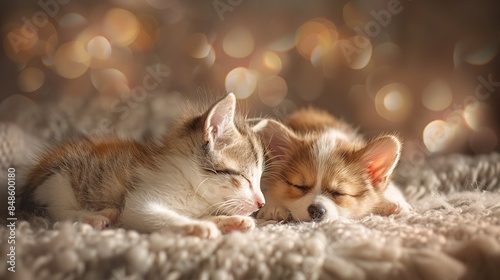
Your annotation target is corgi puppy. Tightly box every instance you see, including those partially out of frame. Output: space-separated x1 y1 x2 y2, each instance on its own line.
254 108 411 222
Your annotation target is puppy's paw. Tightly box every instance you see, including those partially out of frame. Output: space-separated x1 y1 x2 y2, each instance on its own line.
375 200 411 216
209 215 256 234
182 221 221 239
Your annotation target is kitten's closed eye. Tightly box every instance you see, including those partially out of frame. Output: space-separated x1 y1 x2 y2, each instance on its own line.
203 168 241 176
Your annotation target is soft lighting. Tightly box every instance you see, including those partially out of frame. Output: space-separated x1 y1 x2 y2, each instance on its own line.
463 102 490 131
225 67 258 99
223 26 255 58
187 33 211 59
295 18 338 60
375 83 412 122
103 8 140 46
383 91 403 111
87 36 112 60
18 67 45 92
90 68 128 91
54 41 90 79
423 120 454 153
258 75 288 107
422 79 453 111
250 51 282 76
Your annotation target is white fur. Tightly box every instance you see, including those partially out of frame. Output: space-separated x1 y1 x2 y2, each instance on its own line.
34 173 92 221
120 154 263 233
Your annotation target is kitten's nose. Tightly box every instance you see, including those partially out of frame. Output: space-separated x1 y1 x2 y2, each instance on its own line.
308 204 326 221
257 201 265 209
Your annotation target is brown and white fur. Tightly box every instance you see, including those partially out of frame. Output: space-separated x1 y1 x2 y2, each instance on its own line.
254 108 411 222
19 94 265 238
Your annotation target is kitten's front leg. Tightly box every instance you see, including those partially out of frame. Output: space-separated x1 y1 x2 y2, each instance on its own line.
204 215 256 234
120 194 221 238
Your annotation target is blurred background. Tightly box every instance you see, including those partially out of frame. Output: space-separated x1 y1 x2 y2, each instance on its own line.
1 0 499 170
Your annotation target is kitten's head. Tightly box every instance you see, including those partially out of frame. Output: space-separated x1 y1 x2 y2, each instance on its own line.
182 93 265 216
255 119 401 222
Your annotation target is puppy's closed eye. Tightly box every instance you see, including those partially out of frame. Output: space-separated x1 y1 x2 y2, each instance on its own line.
286 180 310 192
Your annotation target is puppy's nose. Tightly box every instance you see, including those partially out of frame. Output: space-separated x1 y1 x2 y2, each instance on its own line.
308 204 326 221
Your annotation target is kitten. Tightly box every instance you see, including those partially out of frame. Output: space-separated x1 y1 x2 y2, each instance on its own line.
19 93 265 238
254 107 411 222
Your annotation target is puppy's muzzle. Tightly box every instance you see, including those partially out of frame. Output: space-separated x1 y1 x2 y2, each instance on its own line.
308 204 326 221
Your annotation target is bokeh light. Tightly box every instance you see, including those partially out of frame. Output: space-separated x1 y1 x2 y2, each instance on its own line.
423 120 455 153
54 41 91 79
87 36 112 60
375 83 412 122
90 68 128 91
225 67 258 99
103 8 140 46
463 102 491 131
295 18 338 61
18 67 45 92
187 33 211 59
223 26 255 59
59 13 87 29
258 75 288 107
454 39 498 66
250 51 282 76
422 79 453 111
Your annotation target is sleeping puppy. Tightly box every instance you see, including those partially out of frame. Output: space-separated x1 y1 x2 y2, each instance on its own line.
253 107 411 222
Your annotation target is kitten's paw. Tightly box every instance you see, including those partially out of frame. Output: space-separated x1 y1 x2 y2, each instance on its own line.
98 208 120 224
210 215 256 234
82 215 111 230
182 221 221 239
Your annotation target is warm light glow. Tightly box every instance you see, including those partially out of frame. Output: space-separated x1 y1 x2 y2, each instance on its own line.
383 90 403 111
422 79 453 111
375 83 412 122
454 39 498 66
18 67 45 92
225 67 258 99
268 35 295 52
423 120 453 153
103 8 140 46
90 68 128 91
223 26 255 58
187 33 211 59
54 41 91 79
345 36 372 70
250 51 282 76
463 102 490 131
295 18 338 60
258 75 288 107
59 13 87 29
87 36 112 60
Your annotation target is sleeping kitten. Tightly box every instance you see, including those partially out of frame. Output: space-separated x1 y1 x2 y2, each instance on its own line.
254 107 411 222
19 93 265 238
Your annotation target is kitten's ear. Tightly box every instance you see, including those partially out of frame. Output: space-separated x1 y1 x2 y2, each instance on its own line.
203 93 238 149
252 119 299 160
356 135 401 191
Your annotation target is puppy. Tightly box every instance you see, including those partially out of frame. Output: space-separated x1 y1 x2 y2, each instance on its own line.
254 108 411 222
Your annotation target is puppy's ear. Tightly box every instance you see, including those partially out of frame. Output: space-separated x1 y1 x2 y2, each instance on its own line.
356 135 401 191
251 119 299 160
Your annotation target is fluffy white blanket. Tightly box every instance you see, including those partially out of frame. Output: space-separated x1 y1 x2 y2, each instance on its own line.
1 117 499 280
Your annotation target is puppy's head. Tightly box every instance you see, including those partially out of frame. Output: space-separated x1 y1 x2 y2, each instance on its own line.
255 119 401 222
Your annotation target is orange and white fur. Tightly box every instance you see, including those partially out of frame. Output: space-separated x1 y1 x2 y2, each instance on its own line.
254 108 411 222
19 94 265 238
